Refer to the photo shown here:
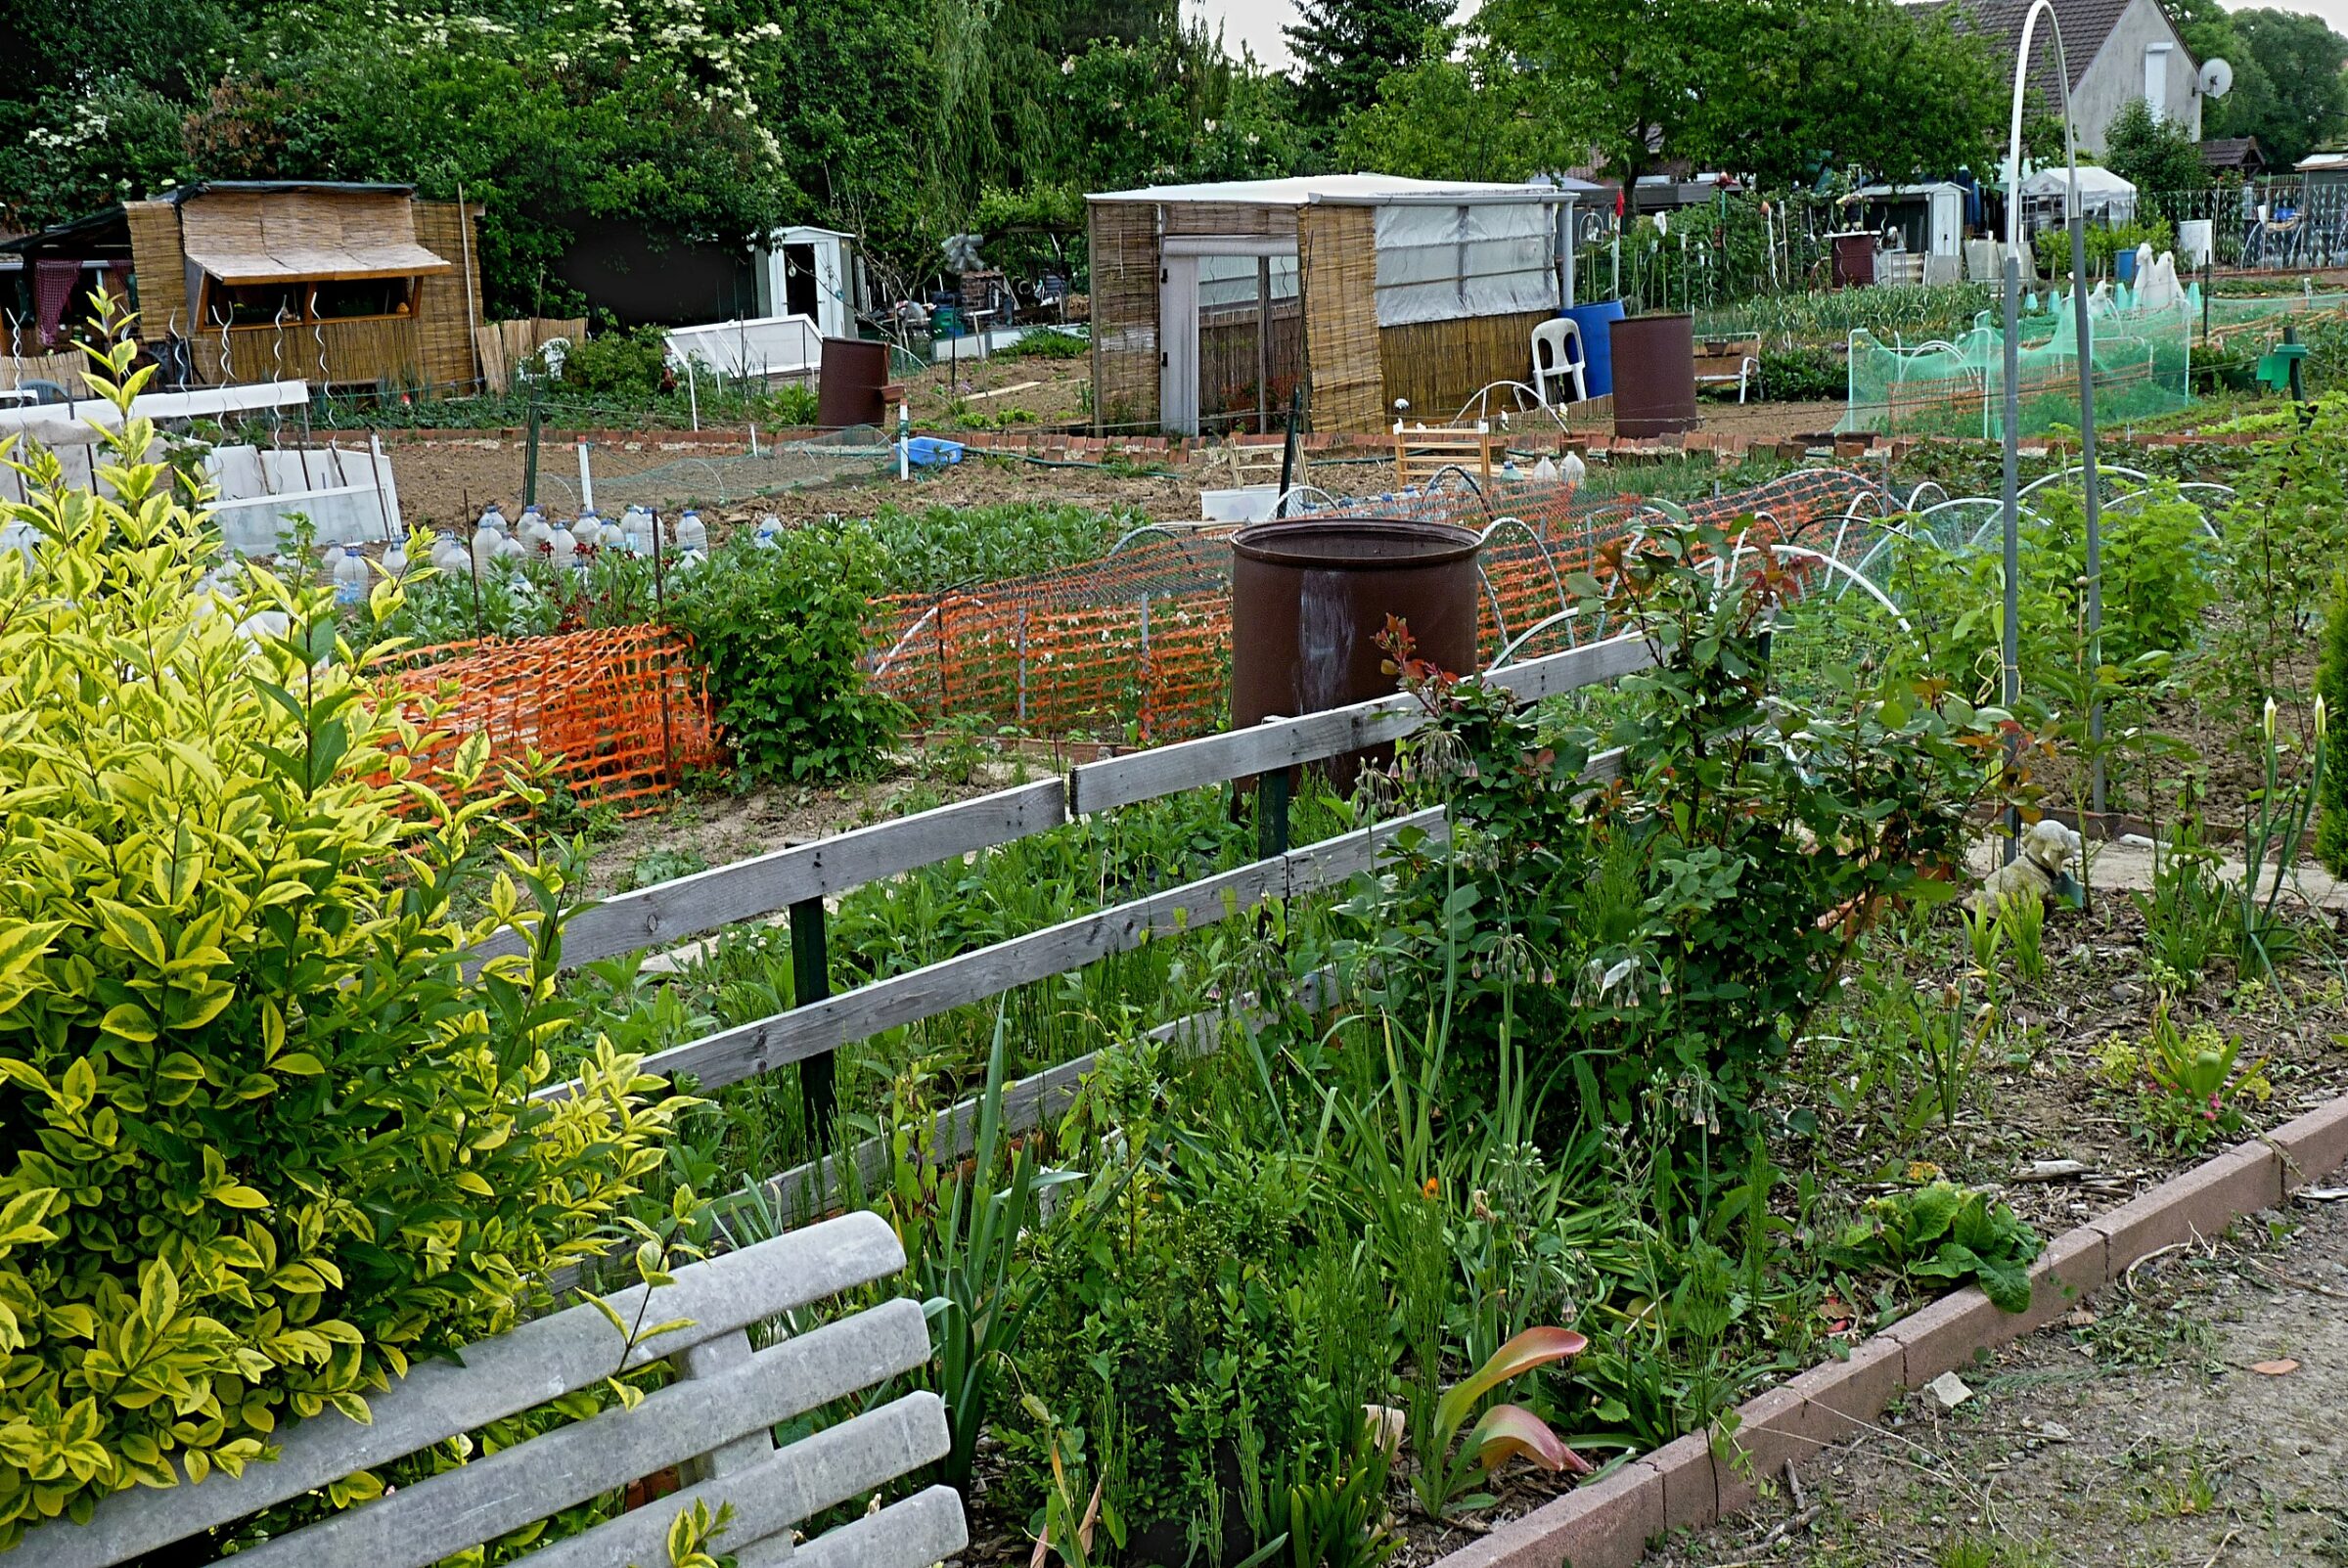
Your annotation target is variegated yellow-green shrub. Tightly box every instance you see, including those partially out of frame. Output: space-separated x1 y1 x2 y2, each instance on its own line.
0 321 681 1546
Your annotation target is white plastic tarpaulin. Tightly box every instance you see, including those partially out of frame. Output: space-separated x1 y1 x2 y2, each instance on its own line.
1372 202 1558 327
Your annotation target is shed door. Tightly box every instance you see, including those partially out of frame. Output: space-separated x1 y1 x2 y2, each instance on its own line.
783 244 821 321
1159 255 1199 436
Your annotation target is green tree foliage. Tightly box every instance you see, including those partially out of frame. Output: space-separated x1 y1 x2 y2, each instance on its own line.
2316 570 2348 874
1285 0 1456 125
2193 6 2348 167
2101 98 2210 198
0 331 682 1543
1336 34 1578 182
1475 0 2003 187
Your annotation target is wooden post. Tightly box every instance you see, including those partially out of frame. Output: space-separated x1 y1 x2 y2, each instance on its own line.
791 898 836 1142
522 390 542 507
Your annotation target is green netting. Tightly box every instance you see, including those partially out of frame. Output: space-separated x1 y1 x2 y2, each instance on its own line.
1841 294 2192 438
2201 289 2348 330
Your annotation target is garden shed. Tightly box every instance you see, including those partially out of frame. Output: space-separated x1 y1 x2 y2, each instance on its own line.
1086 174 1598 436
2 181 483 393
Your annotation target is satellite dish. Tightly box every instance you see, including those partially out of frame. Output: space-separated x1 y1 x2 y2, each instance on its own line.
2200 58 2233 99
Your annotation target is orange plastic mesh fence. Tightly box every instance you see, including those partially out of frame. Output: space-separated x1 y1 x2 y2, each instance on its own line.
376 624 722 812
870 468 1888 741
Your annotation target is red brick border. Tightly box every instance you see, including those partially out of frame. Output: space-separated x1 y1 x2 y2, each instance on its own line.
1428 1098 2348 1568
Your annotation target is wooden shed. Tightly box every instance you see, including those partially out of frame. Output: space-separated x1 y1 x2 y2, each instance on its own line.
3 181 483 393
1086 174 1596 436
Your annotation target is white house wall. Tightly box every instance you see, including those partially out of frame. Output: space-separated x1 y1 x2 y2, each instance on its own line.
2070 0 2202 154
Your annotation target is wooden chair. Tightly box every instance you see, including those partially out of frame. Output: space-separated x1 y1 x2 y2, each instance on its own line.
27 1212 964 1568
1693 335 1761 403
1394 424 1505 489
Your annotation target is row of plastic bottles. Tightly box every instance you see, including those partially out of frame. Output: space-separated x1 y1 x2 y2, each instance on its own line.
378 504 716 602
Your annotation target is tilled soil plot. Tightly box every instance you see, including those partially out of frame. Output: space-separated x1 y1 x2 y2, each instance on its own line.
1650 1192 2348 1568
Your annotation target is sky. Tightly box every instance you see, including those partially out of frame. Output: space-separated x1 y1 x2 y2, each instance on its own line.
1192 0 2348 73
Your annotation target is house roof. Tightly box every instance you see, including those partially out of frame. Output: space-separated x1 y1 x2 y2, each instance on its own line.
1919 0 2190 88
1087 173 1602 206
2301 151 2348 173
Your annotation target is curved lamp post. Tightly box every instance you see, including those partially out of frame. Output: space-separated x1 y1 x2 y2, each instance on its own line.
1999 2 2107 859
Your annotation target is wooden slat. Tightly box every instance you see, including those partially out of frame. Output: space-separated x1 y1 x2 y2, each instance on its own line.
572 808 1441 1100
223 1300 932 1568
1067 634 1652 816
32 1215 905 1568
480 779 1068 970
794 1486 971 1568
524 1395 950 1568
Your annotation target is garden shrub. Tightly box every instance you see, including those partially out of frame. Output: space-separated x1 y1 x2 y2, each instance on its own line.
1829 1181 2041 1312
1349 524 2001 1140
0 335 681 1544
560 324 672 397
668 529 907 782
1754 345 1843 402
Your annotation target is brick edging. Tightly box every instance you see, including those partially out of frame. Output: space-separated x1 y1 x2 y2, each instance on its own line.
1433 1094 2348 1568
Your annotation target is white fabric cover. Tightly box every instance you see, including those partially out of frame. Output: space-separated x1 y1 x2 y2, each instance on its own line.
1373 202 1558 327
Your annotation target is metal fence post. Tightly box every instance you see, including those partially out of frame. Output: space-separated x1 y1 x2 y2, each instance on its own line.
790 898 835 1142
1256 768 1290 861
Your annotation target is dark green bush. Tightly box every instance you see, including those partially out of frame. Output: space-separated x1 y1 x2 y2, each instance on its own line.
1755 345 1844 401
669 531 906 782
561 327 671 398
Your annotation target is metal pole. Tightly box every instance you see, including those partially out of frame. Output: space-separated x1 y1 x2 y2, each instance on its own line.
2001 250 2022 865
1276 384 1301 517
576 440 594 513
2069 212 2104 817
522 389 541 507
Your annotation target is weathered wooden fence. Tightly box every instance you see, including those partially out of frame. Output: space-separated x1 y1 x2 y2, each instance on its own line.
24 1213 964 1568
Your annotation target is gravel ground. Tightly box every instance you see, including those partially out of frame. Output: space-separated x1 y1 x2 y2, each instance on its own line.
1649 1191 2348 1568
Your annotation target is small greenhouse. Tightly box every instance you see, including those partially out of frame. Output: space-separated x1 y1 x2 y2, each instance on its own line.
1086 174 1598 436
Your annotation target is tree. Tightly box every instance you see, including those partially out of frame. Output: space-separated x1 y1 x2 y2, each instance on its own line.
2101 98 2209 196
1730 0 2004 187
1285 0 1456 127
2214 8 2348 167
1336 33 1580 181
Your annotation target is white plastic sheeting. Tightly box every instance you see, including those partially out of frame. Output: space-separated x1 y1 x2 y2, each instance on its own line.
1199 253 1300 310
665 314 823 380
1372 202 1558 327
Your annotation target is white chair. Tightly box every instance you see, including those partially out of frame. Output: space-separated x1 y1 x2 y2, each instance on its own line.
1531 317 1588 407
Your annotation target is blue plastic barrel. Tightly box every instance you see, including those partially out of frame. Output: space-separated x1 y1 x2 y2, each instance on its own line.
2113 247 2139 285
1560 300 1628 398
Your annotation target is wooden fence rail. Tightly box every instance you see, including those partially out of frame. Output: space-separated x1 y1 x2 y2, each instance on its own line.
520 631 1657 1117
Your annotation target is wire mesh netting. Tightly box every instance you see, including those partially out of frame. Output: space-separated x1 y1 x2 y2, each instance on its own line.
376 623 722 813
1841 296 2193 438
868 468 1892 742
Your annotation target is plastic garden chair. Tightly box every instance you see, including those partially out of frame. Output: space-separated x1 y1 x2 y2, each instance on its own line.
1530 318 1588 407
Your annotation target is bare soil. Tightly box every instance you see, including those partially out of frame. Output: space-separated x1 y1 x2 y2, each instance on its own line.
1648 1192 2348 1568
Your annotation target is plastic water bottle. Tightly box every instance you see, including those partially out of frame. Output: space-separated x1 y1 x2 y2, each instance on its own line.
547 527 577 566
677 508 707 555
1532 455 1558 483
518 505 550 550
570 513 603 553
752 514 782 550
470 521 500 574
333 549 370 605
430 533 469 574
480 502 508 536
382 539 409 580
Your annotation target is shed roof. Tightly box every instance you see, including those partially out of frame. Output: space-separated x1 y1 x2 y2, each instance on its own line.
2200 136 2268 170
2300 151 2348 173
1087 174 1601 206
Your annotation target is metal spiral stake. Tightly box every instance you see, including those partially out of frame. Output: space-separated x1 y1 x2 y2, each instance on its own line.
310 289 329 385
271 304 290 386
213 307 234 385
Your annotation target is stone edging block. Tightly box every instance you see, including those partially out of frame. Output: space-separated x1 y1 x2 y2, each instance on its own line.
1422 1094 2348 1568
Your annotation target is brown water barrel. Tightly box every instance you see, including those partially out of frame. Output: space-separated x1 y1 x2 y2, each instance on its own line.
1230 518 1481 781
816 336 890 429
1608 312 1698 439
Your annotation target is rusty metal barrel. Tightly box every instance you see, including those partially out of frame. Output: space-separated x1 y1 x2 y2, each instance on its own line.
1230 518 1481 781
816 336 890 429
1608 311 1698 439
